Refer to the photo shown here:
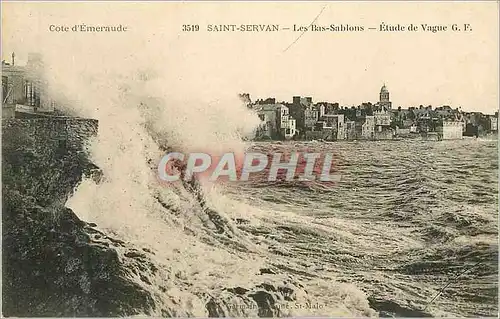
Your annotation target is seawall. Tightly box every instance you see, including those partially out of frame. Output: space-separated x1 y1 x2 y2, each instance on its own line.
2 117 98 152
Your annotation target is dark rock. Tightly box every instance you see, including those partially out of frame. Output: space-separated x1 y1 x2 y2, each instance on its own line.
256 283 277 292
259 268 277 275
2 119 158 317
140 274 152 285
2 190 156 317
248 290 279 317
142 247 155 254
368 297 432 318
206 298 226 317
226 286 249 295
124 251 146 259
235 218 250 224
277 286 296 301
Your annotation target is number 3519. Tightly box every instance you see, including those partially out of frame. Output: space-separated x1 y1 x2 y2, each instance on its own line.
182 25 200 31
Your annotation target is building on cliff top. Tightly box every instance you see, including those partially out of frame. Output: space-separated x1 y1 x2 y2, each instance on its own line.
2 52 58 119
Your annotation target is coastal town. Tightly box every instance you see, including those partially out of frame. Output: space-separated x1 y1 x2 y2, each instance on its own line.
240 86 499 141
2 52 498 143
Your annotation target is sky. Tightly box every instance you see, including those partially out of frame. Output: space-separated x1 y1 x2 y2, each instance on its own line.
2 1 499 114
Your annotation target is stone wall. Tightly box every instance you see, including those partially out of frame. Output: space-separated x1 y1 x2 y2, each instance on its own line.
304 128 338 141
374 129 393 140
3 117 98 152
2 105 15 119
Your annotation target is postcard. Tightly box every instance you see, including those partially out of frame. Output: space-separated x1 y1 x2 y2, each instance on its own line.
1 1 498 317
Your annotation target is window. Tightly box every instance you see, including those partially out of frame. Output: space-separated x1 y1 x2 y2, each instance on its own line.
2 76 8 102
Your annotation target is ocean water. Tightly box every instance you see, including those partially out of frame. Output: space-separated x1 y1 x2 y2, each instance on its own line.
7 5 498 315
68 137 498 317
33 39 496 316
215 139 499 317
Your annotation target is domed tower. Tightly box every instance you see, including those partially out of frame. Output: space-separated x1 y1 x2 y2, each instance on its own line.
379 84 392 110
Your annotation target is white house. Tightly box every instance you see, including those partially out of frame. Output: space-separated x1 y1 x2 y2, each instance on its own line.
441 121 464 140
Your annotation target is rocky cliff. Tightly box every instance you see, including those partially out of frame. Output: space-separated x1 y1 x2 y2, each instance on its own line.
2 118 157 316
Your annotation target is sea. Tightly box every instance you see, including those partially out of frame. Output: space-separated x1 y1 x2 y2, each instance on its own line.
222 139 499 317
68 137 498 317
47 48 497 317
9 7 498 316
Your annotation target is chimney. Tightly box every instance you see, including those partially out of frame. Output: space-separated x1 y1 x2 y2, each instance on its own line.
11 52 15 66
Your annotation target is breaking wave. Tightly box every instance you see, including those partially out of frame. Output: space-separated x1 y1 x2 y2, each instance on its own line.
31 49 377 316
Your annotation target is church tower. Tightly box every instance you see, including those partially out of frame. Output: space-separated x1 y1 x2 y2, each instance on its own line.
379 84 392 110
